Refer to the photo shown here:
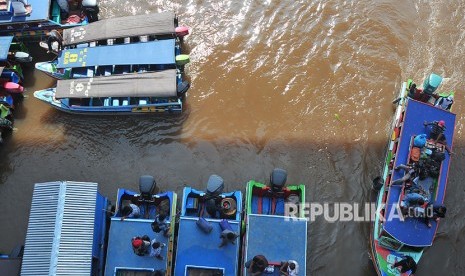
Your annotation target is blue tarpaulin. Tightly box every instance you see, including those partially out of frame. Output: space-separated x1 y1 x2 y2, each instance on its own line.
384 99 456 247
57 39 176 69
0 36 13 61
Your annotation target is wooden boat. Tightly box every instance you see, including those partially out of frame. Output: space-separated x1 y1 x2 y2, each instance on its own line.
34 69 189 114
174 175 242 275
242 168 307 275
35 38 189 80
105 176 177 275
39 11 189 53
370 74 456 275
0 0 99 40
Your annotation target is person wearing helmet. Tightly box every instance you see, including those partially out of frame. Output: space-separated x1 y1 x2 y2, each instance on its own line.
423 120 452 155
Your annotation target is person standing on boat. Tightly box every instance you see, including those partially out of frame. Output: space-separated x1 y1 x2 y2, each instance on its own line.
149 239 166 260
392 255 417 274
120 203 140 221
131 235 151 256
219 229 239 247
245 255 269 275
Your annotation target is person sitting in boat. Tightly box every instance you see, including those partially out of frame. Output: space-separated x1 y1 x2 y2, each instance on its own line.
424 120 453 155
424 120 446 140
423 203 447 228
205 198 222 219
245 255 269 276
149 239 166 260
219 229 239 247
280 260 299 276
151 214 170 237
391 164 418 186
400 193 426 216
120 203 140 221
131 235 151 256
434 94 454 110
391 255 417 274
47 30 64 54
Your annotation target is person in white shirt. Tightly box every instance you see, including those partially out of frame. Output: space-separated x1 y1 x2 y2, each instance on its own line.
121 204 140 221
280 260 299 275
149 239 166 260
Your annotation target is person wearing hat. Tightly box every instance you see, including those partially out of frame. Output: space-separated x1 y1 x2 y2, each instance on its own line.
434 94 454 110
131 235 151 256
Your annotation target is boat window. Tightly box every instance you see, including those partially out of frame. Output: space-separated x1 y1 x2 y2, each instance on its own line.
379 236 403 251
115 269 154 276
90 98 103 107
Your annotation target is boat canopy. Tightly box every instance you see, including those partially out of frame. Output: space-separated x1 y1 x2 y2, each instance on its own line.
21 181 99 276
55 70 178 99
383 99 456 247
0 36 13 61
0 0 50 24
63 11 176 46
56 39 175 68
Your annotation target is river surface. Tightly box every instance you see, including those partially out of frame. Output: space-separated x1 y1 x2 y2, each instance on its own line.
1 1 465 275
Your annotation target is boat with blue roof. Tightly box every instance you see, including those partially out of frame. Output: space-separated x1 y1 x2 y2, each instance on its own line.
0 0 99 40
33 68 189 114
174 174 242 276
242 168 307 275
370 73 456 275
35 36 189 80
105 175 177 275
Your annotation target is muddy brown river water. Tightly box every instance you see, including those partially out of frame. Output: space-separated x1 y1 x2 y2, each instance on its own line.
1 1 465 275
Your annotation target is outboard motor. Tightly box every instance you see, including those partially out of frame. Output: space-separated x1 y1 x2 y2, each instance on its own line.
423 73 442 95
139 175 157 201
270 168 287 192
82 0 99 23
177 81 190 97
206 174 225 197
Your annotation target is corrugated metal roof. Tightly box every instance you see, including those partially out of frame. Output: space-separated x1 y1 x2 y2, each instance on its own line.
21 181 98 276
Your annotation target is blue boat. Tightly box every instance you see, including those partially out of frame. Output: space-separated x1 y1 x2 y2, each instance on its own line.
370 74 456 275
60 11 189 47
35 38 188 80
20 181 111 276
174 175 243 276
242 169 307 275
105 176 177 275
33 69 189 114
0 0 98 39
